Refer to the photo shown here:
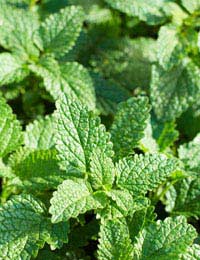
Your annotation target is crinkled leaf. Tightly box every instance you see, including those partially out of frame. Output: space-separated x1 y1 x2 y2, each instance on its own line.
110 96 150 159
151 59 200 121
30 57 96 110
34 6 84 58
0 96 23 157
89 148 115 190
0 4 39 58
116 154 177 196
133 216 197 259
8 148 66 192
49 179 107 223
98 219 133 260
181 244 200 260
24 115 55 150
104 0 170 25
0 53 29 85
181 0 200 13
55 94 113 176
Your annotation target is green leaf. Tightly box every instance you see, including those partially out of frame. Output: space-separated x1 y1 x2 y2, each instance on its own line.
34 6 84 58
178 133 200 171
91 37 157 91
8 148 66 192
104 0 170 25
97 219 133 260
0 96 23 158
165 175 200 218
0 53 29 85
133 216 197 259
0 4 39 58
151 59 200 121
55 94 113 176
24 115 55 150
157 25 185 70
0 194 49 260
181 244 200 260
49 179 107 223
30 57 96 110
89 148 115 190
116 154 177 196
110 96 150 159
181 0 200 13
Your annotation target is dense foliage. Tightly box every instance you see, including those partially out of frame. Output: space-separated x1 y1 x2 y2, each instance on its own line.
0 0 200 259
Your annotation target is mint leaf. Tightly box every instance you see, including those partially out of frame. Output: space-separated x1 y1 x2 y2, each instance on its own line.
151 59 200 121
181 244 200 260
8 148 66 192
110 97 150 159
24 115 55 150
30 57 96 110
133 216 197 259
0 4 39 58
116 154 177 196
34 6 84 58
55 94 113 176
49 179 107 223
181 0 200 13
98 219 133 260
0 53 29 85
0 96 23 157
0 194 49 260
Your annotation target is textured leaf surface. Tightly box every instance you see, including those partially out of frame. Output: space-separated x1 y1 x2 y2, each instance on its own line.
165 175 200 217
157 25 184 70
55 95 113 176
151 59 200 121
34 6 84 58
0 96 23 157
24 115 55 150
89 148 115 190
110 97 150 159
0 4 39 58
0 53 29 85
116 154 177 196
50 179 107 223
8 148 66 192
104 0 169 25
98 219 133 260
178 134 200 171
181 244 200 260
30 58 96 110
0 195 48 260
133 216 197 259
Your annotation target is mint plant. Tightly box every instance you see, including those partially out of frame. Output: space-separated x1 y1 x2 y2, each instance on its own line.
0 0 200 259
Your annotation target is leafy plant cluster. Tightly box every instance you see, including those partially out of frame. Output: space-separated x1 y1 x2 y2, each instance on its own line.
0 0 200 259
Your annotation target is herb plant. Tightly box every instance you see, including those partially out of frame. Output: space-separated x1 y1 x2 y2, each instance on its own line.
0 0 200 259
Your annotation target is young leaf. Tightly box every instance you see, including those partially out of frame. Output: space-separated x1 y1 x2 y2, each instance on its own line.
0 53 29 85
49 179 107 223
89 148 115 190
98 219 133 260
116 154 177 196
8 148 67 192
0 194 49 260
24 115 55 150
34 6 84 58
110 96 150 159
133 216 197 259
0 4 39 58
151 59 200 121
0 96 23 158
181 244 200 260
104 0 169 25
30 57 96 110
55 94 113 176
